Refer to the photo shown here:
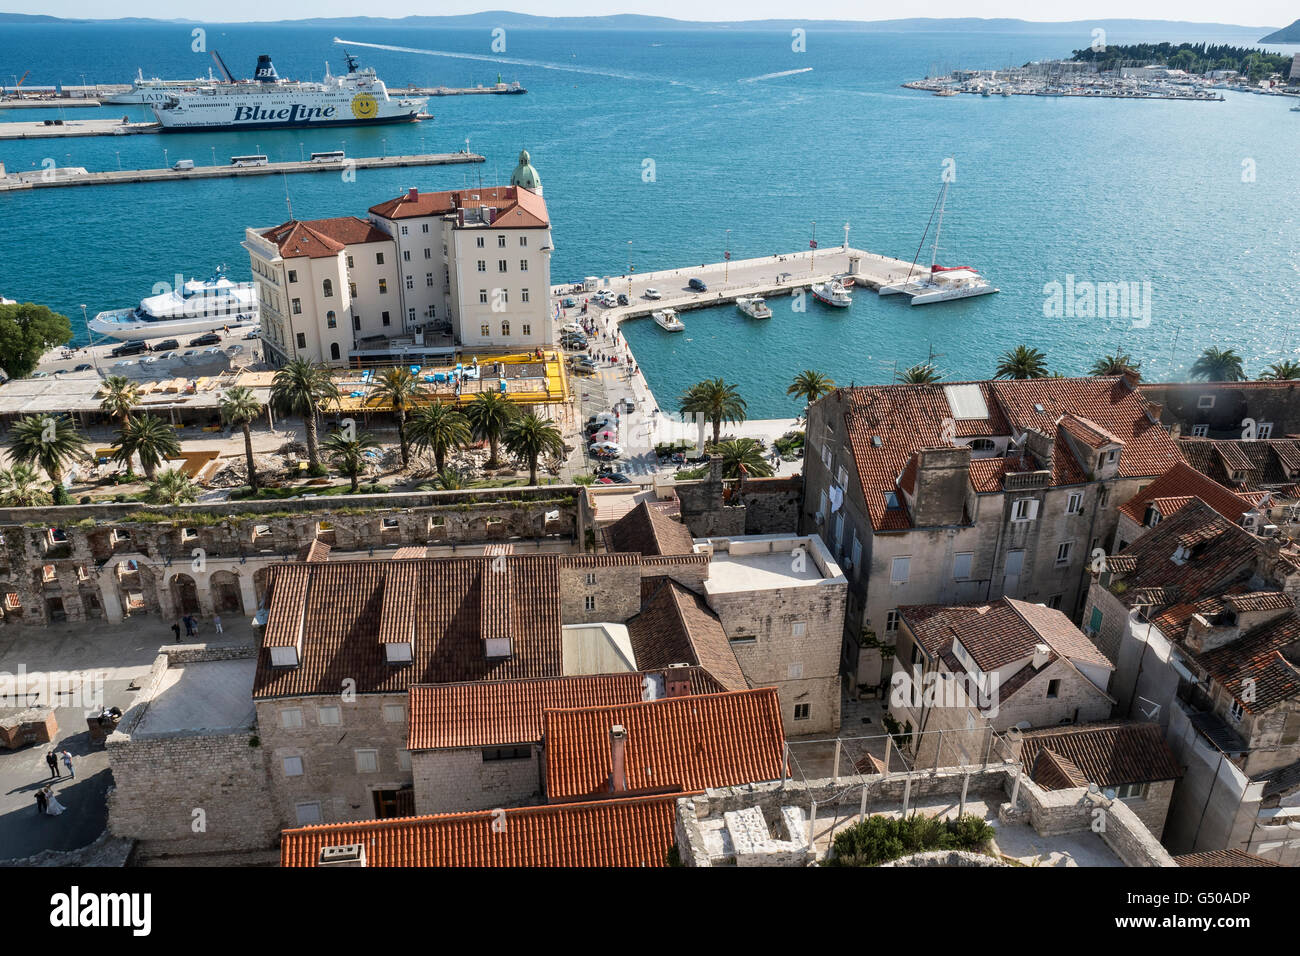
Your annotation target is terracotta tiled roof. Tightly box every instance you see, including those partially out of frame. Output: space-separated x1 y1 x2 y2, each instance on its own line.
1174 849 1283 867
1015 722 1180 788
901 598 1108 673
406 669 724 750
626 579 747 691
1006 598 1112 669
1225 591 1293 613
1195 612 1300 715
280 793 678 867
1118 461 1263 525
603 500 696 556
1179 437 1300 490
296 540 331 563
252 555 563 699
543 688 786 801
1031 748 1090 789
1058 413 1122 449
368 185 549 228
261 216 391 259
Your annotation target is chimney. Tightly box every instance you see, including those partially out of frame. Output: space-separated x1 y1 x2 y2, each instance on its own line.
405 187 418 202
318 843 367 867
1144 398 1163 425
609 725 627 792
1031 643 1051 669
1120 368 1141 390
908 445 971 527
664 664 692 698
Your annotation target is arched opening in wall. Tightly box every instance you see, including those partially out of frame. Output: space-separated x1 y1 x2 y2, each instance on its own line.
253 566 273 610
119 559 151 617
44 596 66 623
169 573 200 616
210 570 244 615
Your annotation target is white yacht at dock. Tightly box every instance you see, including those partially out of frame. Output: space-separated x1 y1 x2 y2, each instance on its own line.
736 296 772 318
89 269 258 341
878 181 998 305
652 309 685 332
811 280 852 308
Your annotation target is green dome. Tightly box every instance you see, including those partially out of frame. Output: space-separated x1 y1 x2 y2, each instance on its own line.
510 149 541 191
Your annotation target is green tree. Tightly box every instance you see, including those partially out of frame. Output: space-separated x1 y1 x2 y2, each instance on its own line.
502 412 565 486
994 345 1049 380
147 468 199 505
0 464 51 507
371 366 426 468
1260 360 1300 381
220 386 262 492
680 378 747 445
0 302 72 380
716 437 775 479
97 375 140 426
113 414 181 481
897 363 942 384
323 430 379 493
433 468 465 490
786 369 836 407
465 392 518 469
6 413 87 489
1190 347 1246 382
409 402 472 473
270 359 340 473
1089 353 1142 377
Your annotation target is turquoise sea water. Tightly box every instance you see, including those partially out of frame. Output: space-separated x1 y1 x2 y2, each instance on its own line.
2 22 1299 416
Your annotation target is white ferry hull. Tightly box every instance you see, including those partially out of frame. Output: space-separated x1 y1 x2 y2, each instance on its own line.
89 309 258 342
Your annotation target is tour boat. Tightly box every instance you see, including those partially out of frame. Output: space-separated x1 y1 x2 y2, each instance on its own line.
652 309 685 332
736 296 772 319
89 268 259 341
811 280 852 308
878 181 998 305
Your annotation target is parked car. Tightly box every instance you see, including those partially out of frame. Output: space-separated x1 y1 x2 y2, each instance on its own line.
643 288 662 300
112 359 136 368
141 355 161 364
227 344 244 354
73 363 93 372
243 327 261 339
29 370 49 378
110 341 148 358
188 332 222 347
586 412 618 428
202 346 222 355
151 338 179 352
560 296 578 308
561 336 587 350
689 278 708 292
617 293 630 306
570 358 598 375
605 472 632 484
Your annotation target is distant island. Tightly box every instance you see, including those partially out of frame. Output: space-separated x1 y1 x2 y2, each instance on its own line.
1070 42 1292 81
1259 19 1300 42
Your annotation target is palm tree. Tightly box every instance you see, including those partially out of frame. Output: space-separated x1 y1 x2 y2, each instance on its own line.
409 401 472 473
147 468 199 505
323 430 379 493
465 392 518 469
1190 347 1246 382
1089 353 1142 377
97 375 139 426
433 468 466 490
270 359 340 473
994 345 1049 380
716 438 775 479
371 367 426 467
1260 360 1300 381
220 386 262 492
6 414 88 489
680 378 747 445
897 363 942 384
113 414 181 481
503 413 565 486
787 370 835 406
0 464 51 507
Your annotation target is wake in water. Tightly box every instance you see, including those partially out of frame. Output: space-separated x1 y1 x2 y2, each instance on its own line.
334 37 706 90
738 67 814 83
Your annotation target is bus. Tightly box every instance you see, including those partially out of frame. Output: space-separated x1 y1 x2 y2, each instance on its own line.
229 154 268 168
309 150 346 163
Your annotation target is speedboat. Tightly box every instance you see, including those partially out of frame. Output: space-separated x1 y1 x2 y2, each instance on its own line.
652 309 685 331
811 280 852 308
736 296 772 319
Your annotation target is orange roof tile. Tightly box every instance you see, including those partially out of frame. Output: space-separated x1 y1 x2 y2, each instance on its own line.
261 217 391 259
368 185 549 228
1118 461 1263 525
626 579 747 691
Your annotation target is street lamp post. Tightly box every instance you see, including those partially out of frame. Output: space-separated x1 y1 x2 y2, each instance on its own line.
299 142 304 162
810 221 817 273
627 241 633 296
163 147 169 169
725 229 731 282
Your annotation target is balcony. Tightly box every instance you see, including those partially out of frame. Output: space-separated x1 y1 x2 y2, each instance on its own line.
1004 470 1051 491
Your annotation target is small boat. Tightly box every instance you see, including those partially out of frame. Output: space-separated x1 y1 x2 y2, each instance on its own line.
933 88 957 97
1292 104 1300 112
652 309 685 332
811 280 852 308
736 296 772 319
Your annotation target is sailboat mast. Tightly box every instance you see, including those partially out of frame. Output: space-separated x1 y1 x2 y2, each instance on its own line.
931 181 948 270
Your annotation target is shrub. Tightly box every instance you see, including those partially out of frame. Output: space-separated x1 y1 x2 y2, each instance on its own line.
229 485 254 500
675 466 708 480
823 814 996 867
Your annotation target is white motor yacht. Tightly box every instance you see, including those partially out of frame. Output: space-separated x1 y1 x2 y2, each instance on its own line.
652 309 685 332
736 296 773 319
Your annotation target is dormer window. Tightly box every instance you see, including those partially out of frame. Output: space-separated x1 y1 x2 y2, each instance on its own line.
1144 505 1162 528
884 491 900 510
1106 449 1118 463
385 642 412 664
270 646 300 668
1171 544 1191 565
484 638 512 659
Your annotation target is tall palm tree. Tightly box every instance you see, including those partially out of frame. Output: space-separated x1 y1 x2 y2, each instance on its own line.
147 468 199 505
270 359 340 472
1089 353 1142 377
994 345 1049 380
371 367 426 467
502 413 565 486
220 386 262 492
323 430 379 494
716 437 775 479
97 375 140 426
1260 360 1300 381
465 392 518 469
113 414 181 481
0 464 51 507
680 378 747 445
1190 347 1246 382
787 370 836 407
897 363 942 384
409 402 472 473
6 414 87 489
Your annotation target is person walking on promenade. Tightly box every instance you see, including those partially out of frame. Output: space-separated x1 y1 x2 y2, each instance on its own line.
184 614 196 638
36 789 47 815
45 751 60 779
213 614 223 635
171 621 181 642
61 750 74 779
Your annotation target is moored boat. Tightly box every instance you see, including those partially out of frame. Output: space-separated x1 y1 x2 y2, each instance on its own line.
89 268 259 341
811 280 852 308
736 296 772 319
652 309 685 332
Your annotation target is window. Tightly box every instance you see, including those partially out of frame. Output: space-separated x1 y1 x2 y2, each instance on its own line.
480 323 490 336
479 289 488 304
381 312 391 326
401 225 408 236
521 288 530 303
354 749 378 773
498 259 508 272
1066 492 1083 514
585 572 597 585
1046 679 1061 699
891 556 910 584
398 750 412 772
1088 606 1103 634
424 247 431 259
282 756 303 777
405 275 414 290
1190 424 1209 438
501 321 511 337
837 464 848 487
296 332 306 350
969 438 995 452
499 289 509 304
352 315 361 331
483 746 531 761
280 708 304 729
850 536 862 577
287 269 297 283
318 705 341 725
1112 782 1147 799
477 260 487 272
383 704 405 723
1144 505 1162 528
375 252 384 265
520 259 528 271
1047 594 1063 610
584 595 596 611
498 235 507 247
1056 541 1073 565
426 272 434 286
348 282 357 298
885 609 900 634
1012 498 1039 521
1197 394 1215 409
422 223 430 233
476 236 485 248
346 255 354 268
1258 422 1274 439
295 802 321 825
522 324 531 336
1106 449 1118 463
884 491 900 510
792 621 807 638
1230 699 1244 721
408 308 416 323
322 279 333 297
793 704 811 721
520 236 527 246
326 310 337 329
291 298 302 315
953 552 973 580
402 249 410 261
378 278 388 294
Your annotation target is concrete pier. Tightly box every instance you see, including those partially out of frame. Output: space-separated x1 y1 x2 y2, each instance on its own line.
0 97 104 108
0 118 160 140
0 152 484 192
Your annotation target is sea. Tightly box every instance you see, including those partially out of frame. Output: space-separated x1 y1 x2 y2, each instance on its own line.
2 20 1298 417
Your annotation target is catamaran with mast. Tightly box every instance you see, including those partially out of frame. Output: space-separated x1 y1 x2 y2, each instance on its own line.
878 181 998 305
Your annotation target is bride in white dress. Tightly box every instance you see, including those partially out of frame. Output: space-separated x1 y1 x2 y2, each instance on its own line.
44 788 66 816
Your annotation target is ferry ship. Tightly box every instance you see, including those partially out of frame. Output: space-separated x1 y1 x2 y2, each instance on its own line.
151 53 426 132
89 269 258 341
101 68 222 105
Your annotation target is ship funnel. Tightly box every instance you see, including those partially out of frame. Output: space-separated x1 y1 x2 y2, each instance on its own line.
254 55 279 83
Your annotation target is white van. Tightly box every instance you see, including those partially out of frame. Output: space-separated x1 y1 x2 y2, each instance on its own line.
171 159 194 171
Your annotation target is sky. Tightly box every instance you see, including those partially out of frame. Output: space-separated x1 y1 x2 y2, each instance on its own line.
11 2 1290 28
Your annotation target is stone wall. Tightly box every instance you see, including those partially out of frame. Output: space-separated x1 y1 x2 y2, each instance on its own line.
558 561 641 624
411 746 542 814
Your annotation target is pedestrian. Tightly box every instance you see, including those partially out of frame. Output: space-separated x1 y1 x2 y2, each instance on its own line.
184 614 196 637
45 750 59 779
44 786 65 817
213 614 223 635
36 789 48 815
171 621 181 642
61 750 73 779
